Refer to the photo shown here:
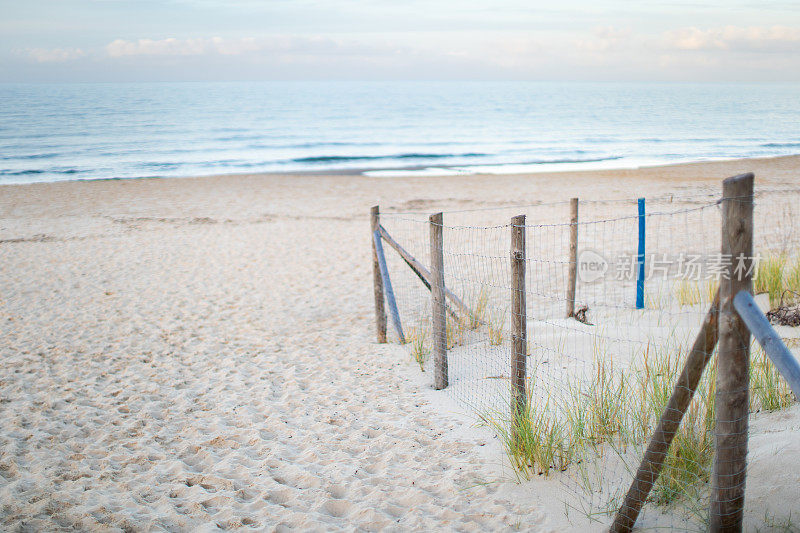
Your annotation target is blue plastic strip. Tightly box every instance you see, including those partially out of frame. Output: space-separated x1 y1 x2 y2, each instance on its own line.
734 291 800 399
373 229 405 343
636 197 646 309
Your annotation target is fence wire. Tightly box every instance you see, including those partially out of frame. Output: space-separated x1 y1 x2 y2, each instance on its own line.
377 186 800 530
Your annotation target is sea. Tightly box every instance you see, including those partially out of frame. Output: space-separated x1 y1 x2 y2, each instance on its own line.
1 81 799 185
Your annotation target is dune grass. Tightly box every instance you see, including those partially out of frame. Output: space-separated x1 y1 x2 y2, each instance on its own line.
755 254 788 307
402 269 796 511
786 258 800 301
584 356 628 445
485 394 574 478
750 346 794 412
485 334 795 512
628 342 681 442
446 315 466 349
675 279 719 307
649 357 716 507
407 328 429 371
488 309 505 346
673 254 800 309
675 280 701 307
467 287 490 330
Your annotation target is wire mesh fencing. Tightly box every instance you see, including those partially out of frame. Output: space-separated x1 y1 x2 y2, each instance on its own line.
373 183 800 530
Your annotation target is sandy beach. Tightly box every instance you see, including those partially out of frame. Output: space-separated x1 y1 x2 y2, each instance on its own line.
2 155 800 531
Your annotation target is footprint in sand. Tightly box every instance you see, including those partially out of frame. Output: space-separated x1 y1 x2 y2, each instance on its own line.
322 498 352 518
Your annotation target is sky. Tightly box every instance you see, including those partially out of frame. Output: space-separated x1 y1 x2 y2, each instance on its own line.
2 0 800 82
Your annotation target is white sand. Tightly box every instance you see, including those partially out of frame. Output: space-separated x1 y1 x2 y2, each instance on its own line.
2 155 800 531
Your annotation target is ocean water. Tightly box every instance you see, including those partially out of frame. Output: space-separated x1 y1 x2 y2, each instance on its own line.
1 81 799 184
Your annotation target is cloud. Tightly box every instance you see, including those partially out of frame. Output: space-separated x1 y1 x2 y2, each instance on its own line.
107 37 224 57
105 37 260 57
664 25 800 53
9 23 799 82
575 26 634 53
22 47 86 63
104 36 404 58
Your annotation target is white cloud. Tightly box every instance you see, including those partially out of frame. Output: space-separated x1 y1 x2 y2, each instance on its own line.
107 38 216 57
664 25 800 53
211 37 261 55
23 47 86 63
574 26 635 53
106 37 270 57
12 25 797 81
104 35 405 58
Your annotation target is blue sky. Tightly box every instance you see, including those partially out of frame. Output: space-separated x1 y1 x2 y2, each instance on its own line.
2 0 800 81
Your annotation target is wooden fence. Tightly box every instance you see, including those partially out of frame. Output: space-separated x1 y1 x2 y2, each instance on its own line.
370 173 800 532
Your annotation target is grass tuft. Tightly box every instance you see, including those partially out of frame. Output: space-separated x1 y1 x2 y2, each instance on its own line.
483 392 576 479
584 356 627 445
675 279 719 307
407 328 429 371
750 346 794 412
446 315 466 349
786 258 800 302
467 287 490 330
755 254 787 307
488 310 505 346
650 359 715 507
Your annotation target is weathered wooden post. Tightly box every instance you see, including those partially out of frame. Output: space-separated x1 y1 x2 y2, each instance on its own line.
430 212 448 390
710 172 754 533
371 206 387 343
566 197 579 318
511 215 527 430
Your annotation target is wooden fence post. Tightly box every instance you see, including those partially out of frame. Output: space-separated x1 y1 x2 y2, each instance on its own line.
566 198 579 318
511 215 527 429
430 212 448 390
710 172 754 532
371 206 387 343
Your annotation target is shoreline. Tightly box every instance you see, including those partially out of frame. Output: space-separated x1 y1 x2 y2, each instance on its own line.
1 153 798 190
3 154 798 229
